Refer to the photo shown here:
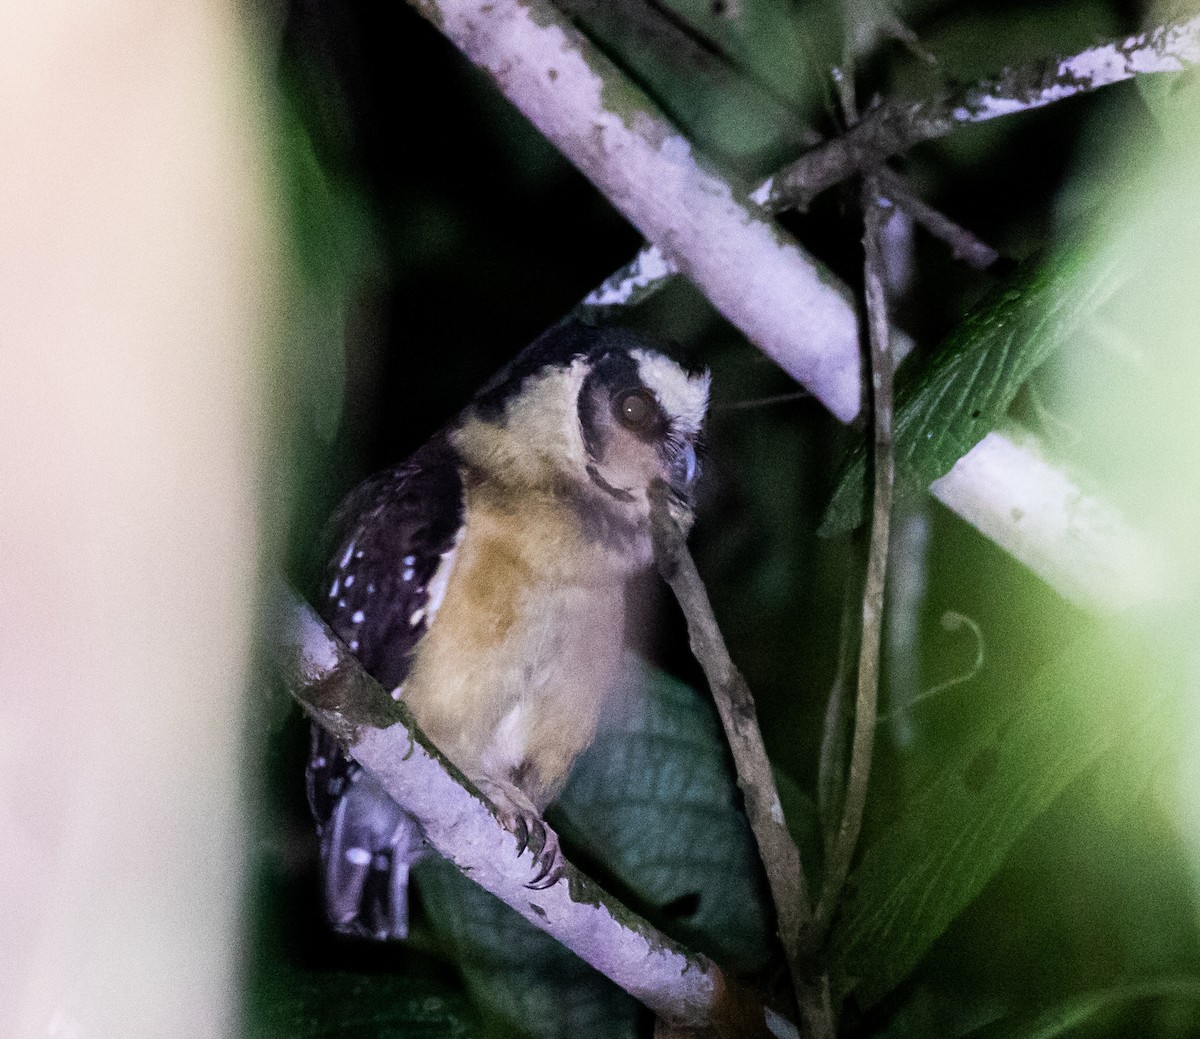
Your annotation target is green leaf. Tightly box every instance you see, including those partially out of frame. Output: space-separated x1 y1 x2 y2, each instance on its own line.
414 655 774 1038
554 656 774 973
819 246 1123 536
247 958 479 1039
416 857 642 1039
828 617 1185 1009
958 979 1200 1039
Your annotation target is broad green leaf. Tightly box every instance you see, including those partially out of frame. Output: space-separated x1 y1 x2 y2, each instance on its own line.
247 958 478 1039
958 979 1200 1039
554 656 773 973
415 655 774 1038
416 857 642 1039
828 617 1185 1009
819 246 1123 536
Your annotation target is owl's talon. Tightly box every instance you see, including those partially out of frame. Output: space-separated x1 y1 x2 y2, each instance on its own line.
477 779 565 888
511 814 529 856
528 861 565 890
524 816 546 859
526 824 563 889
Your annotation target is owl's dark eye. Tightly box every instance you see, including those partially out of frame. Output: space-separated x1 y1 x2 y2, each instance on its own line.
614 388 658 432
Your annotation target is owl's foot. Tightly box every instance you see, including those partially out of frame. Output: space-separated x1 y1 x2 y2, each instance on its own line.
477 779 565 890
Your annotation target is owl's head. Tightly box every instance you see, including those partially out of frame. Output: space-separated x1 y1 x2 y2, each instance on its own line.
456 321 710 549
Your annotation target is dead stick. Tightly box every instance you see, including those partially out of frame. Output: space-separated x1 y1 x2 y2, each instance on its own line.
649 486 834 1039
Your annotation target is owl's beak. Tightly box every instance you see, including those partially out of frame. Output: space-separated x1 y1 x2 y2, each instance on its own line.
667 439 699 501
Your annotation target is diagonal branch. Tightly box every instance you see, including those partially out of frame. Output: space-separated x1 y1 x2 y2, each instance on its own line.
763 16 1200 211
647 485 834 1039
406 0 1171 620
405 0 863 422
876 167 1000 270
270 582 740 1030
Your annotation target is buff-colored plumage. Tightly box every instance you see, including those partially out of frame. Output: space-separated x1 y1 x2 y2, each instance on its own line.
309 325 709 922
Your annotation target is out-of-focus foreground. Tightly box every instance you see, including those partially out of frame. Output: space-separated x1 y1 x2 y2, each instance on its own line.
0 4 278 1037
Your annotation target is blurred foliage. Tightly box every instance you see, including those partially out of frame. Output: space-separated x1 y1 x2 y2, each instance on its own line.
248 957 479 1039
830 612 1189 1008
251 0 1200 1037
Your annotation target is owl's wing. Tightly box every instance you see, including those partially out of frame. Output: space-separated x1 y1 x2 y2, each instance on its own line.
306 436 464 939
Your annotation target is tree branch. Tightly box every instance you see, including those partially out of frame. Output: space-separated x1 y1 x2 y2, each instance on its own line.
647 485 834 1039
407 0 1171 618
270 582 741 1030
929 423 1173 613
406 0 863 421
876 167 1000 270
578 242 678 317
763 16 1200 210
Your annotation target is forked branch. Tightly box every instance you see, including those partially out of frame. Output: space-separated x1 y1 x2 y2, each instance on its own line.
763 16 1200 211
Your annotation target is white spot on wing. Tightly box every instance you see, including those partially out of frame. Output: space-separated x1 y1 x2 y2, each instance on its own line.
344 574 354 587
351 610 365 624
403 568 414 582
424 527 465 628
409 607 425 627
329 577 340 598
345 847 371 866
339 542 356 569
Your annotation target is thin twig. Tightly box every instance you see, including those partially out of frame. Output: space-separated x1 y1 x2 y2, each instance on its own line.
880 610 984 721
572 153 998 324
647 485 834 1039
816 174 896 937
836 0 858 126
271 581 753 1030
715 390 810 412
881 505 931 749
764 16 1200 210
877 167 1001 270
573 161 998 321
